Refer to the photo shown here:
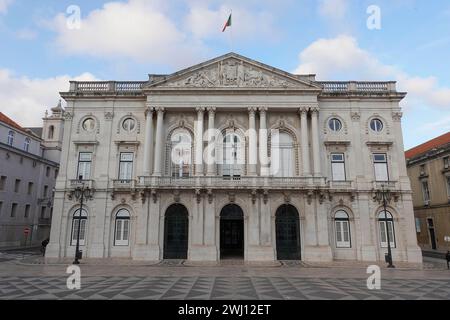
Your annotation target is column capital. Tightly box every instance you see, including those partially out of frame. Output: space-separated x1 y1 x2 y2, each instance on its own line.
196 106 206 113
248 106 257 115
155 106 165 114
299 107 309 115
311 107 320 115
206 106 216 114
145 106 154 117
258 106 268 113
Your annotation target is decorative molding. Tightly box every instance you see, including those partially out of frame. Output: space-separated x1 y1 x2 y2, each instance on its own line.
151 189 157 203
351 112 361 121
262 189 269 204
64 112 74 121
173 189 180 203
392 112 403 122
104 112 114 121
228 192 236 203
157 58 303 89
251 189 257 204
195 189 202 204
207 189 213 204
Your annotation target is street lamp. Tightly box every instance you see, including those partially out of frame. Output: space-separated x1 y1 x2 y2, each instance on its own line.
374 184 395 268
72 176 93 265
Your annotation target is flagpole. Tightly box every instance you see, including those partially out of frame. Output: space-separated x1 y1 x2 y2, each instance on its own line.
230 9 233 52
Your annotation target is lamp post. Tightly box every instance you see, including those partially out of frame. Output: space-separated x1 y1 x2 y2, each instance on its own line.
73 176 92 265
375 184 395 268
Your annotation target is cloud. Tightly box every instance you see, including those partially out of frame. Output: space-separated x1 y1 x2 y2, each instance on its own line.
0 0 13 14
49 0 206 68
293 35 450 108
185 4 277 41
318 0 349 20
0 69 96 127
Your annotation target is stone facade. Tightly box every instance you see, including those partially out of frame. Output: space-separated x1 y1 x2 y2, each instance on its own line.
0 104 64 247
406 133 450 252
46 53 422 263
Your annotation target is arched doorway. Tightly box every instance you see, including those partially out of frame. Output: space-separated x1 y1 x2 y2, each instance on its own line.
163 204 189 259
220 204 244 259
275 204 301 260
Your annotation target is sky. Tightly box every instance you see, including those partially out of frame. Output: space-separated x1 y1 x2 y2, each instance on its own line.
0 0 449 149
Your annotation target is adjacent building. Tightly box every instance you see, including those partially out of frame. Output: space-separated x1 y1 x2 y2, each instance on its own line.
0 104 64 248
406 132 450 252
46 53 422 263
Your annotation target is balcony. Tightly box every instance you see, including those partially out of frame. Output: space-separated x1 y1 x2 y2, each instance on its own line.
112 179 137 189
372 181 398 191
137 176 327 190
328 180 355 191
69 179 94 189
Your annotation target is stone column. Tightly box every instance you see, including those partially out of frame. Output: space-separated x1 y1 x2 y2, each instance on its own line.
259 107 269 176
206 107 216 176
311 107 321 177
248 107 258 176
143 106 154 176
153 107 165 176
195 107 205 176
299 108 311 176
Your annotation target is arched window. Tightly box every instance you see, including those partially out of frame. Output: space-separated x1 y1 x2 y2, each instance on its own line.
114 209 130 246
378 211 395 248
271 132 295 177
48 125 54 139
170 129 192 178
222 132 243 178
7 130 14 146
71 209 87 246
24 138 30 152
334 210 351 248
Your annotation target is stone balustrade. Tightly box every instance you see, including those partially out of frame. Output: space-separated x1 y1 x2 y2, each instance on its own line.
66 80 399 94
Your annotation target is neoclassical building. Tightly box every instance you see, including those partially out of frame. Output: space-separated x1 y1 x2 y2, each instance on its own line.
46 53 422 264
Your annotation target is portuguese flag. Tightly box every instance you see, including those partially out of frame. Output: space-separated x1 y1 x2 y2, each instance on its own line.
222 13 232 32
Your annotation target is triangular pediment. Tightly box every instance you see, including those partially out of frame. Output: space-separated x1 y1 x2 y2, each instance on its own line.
145 53 322 90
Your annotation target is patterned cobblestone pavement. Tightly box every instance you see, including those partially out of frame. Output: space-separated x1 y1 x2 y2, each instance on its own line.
0 249 449 300
0 275 449 300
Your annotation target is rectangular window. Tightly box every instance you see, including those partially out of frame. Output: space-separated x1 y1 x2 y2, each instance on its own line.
40 207 46 218
54 169 59 179
14 179 21 193
415 218 421 233
0 176 6 190
24 205 30 218
379 221 396 248
444 157 450 169
27 182 33 195
115 219 130 246
11 203 17 217
77 152 92 180
331 153 346 181
46 166 50 177
0 202 3 215
71 219 87 246
446 176 450 198
335 220 351 248
422 180 431 205
373 154 389 182
118 153 134 181
43 185 48 198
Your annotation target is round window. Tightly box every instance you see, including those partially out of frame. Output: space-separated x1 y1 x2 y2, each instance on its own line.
122 118 136 132
82 118 96 132
370 118 383 132
328 118 342 132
